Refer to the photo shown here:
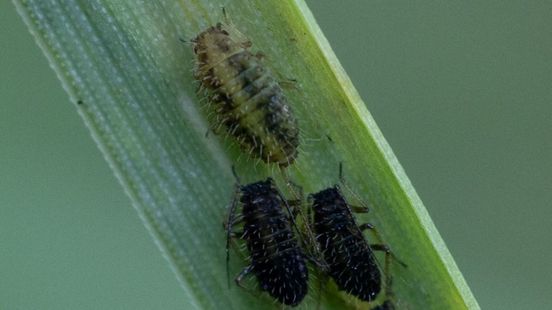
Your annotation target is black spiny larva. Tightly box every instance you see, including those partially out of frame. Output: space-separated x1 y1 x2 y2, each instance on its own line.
192 22 299 167
308 165 405 305
226 176 308 306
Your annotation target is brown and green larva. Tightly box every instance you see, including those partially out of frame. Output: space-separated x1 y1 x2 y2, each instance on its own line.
192 23 299 167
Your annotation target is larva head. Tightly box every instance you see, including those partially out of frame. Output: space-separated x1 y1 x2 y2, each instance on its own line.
240 178 275 199
192 23 251 68
311 186 345 209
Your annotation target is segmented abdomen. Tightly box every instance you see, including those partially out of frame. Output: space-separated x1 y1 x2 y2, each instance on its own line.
311 187 382 302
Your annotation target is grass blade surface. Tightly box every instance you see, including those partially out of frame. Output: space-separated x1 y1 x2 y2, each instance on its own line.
14 0 479 309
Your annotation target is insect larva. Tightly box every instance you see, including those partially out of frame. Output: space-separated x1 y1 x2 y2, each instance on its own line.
226 176 308 306
308 165 405 305
192 22 299 167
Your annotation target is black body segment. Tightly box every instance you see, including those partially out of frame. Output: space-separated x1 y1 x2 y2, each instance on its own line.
192 23 299 167
227 178 308 306
310 186 382 302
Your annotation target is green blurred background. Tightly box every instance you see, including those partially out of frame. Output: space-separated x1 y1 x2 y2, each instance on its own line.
1 1 550 309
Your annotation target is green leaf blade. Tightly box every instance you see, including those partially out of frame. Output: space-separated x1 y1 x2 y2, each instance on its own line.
14 0 479 309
